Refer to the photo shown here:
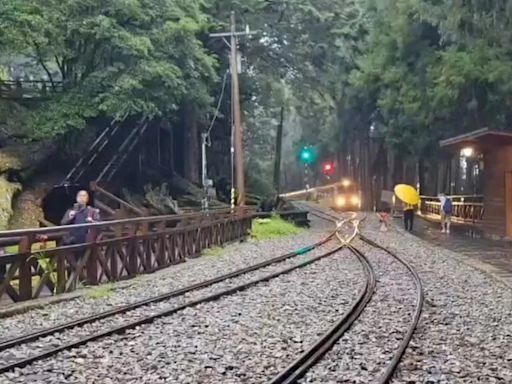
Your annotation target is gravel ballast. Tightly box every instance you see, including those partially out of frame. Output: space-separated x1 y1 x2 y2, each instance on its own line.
300 214 512 383
1 247 364 384
0 237 342 369
361 223 512 384
299 236 418 383
1 212 511 383
0 216 329 340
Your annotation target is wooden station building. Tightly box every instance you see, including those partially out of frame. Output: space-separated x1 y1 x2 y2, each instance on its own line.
440 128 512 239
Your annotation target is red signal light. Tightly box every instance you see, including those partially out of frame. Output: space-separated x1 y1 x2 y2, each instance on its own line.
322 162 335 176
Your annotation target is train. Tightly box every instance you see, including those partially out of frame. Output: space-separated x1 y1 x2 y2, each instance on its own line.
329 178 362 212
280 178 362 212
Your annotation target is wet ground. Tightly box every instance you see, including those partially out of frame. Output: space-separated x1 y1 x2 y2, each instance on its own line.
395 216 512 288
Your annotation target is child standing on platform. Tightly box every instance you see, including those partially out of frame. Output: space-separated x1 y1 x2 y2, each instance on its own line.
377 204 391 232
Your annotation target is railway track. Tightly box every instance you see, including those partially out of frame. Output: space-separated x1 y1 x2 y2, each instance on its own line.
0 207 423 383
0 224 350 374
268 202 423 383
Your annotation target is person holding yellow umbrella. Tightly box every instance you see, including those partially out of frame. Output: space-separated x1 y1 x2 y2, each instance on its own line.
394 184 420 232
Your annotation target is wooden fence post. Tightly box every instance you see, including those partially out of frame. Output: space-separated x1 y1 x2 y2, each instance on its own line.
86 227 99 285
56 250 66 294
18 236 33 301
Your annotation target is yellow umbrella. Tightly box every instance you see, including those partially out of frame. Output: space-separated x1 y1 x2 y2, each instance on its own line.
394 184 420 205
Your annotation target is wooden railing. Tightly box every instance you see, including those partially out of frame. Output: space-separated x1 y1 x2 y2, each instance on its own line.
0 210 252 304
0 80 64 99
90 182 146 218
420 195 484 223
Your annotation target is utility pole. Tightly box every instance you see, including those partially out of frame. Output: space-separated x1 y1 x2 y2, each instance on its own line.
201 132 209 211
210 12 254 207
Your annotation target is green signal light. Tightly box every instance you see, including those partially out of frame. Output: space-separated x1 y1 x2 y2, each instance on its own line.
299 146 316 165
301 151 311 161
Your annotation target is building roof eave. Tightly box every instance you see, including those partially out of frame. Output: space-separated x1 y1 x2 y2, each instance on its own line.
440 128 512 150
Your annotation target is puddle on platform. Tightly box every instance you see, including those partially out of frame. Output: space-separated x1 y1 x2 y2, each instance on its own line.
465 229 482 239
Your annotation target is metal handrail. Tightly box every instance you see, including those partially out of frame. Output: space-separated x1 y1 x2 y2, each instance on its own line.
420 197 484 223
420 194 483 200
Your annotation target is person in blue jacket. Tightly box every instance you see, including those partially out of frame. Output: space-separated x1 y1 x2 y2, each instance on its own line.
439 194 453 234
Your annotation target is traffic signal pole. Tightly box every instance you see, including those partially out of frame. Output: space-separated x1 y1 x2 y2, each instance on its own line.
304 164 310 191
299 146 314 192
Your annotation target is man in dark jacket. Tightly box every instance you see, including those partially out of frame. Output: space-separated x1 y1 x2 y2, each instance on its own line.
61 190 100 245
61 190 99 284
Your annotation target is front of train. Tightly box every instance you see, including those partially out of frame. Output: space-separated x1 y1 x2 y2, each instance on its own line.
332 178 361 212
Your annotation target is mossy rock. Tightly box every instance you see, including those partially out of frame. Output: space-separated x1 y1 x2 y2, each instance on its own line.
0 175 21 229
9 188 46 229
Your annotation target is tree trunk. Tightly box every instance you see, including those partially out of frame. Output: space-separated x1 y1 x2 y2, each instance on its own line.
418 159 426 195
393 154 403 186
183 104 200 184
273 107 285 194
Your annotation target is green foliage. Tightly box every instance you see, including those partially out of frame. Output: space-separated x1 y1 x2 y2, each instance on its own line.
0 67 8 81
4 0 512 190
87 283 115 299
250 216 301 241
35 252 57 290
1 0 217 138
246 157 275 198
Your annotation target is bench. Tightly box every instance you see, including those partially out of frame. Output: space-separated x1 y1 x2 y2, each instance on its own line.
277 210 310 227
253 210 310 227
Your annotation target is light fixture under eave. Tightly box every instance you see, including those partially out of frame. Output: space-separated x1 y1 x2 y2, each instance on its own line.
461 146 474 157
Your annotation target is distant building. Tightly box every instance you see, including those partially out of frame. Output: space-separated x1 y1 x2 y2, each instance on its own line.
440 128 512 239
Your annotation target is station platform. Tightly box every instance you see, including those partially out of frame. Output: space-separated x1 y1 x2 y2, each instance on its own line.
397 216 512 288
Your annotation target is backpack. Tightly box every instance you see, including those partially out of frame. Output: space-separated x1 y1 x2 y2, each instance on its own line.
442 198 453 215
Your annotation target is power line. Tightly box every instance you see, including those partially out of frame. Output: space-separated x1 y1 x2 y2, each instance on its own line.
206 69 229 146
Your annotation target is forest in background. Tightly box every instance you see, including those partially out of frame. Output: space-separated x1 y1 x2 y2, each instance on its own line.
1 0 512 223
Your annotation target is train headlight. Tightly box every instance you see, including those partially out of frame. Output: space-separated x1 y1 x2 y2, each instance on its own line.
335 196 346 207
342 179 351 187
350 195 360 206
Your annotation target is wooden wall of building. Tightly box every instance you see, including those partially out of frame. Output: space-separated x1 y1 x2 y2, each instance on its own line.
482 145 512 238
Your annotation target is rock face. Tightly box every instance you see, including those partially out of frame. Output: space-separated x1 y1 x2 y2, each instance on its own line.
8 187 47 229
0 140 55 229
0 175 21 229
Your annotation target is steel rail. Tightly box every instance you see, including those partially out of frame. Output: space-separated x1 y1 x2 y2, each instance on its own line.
360 234 424 384
0 231 336 353
274 202 423 383
266 240 376 384
0 234 343 373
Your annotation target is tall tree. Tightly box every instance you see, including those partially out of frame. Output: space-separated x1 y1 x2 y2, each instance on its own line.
1 0 217 138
